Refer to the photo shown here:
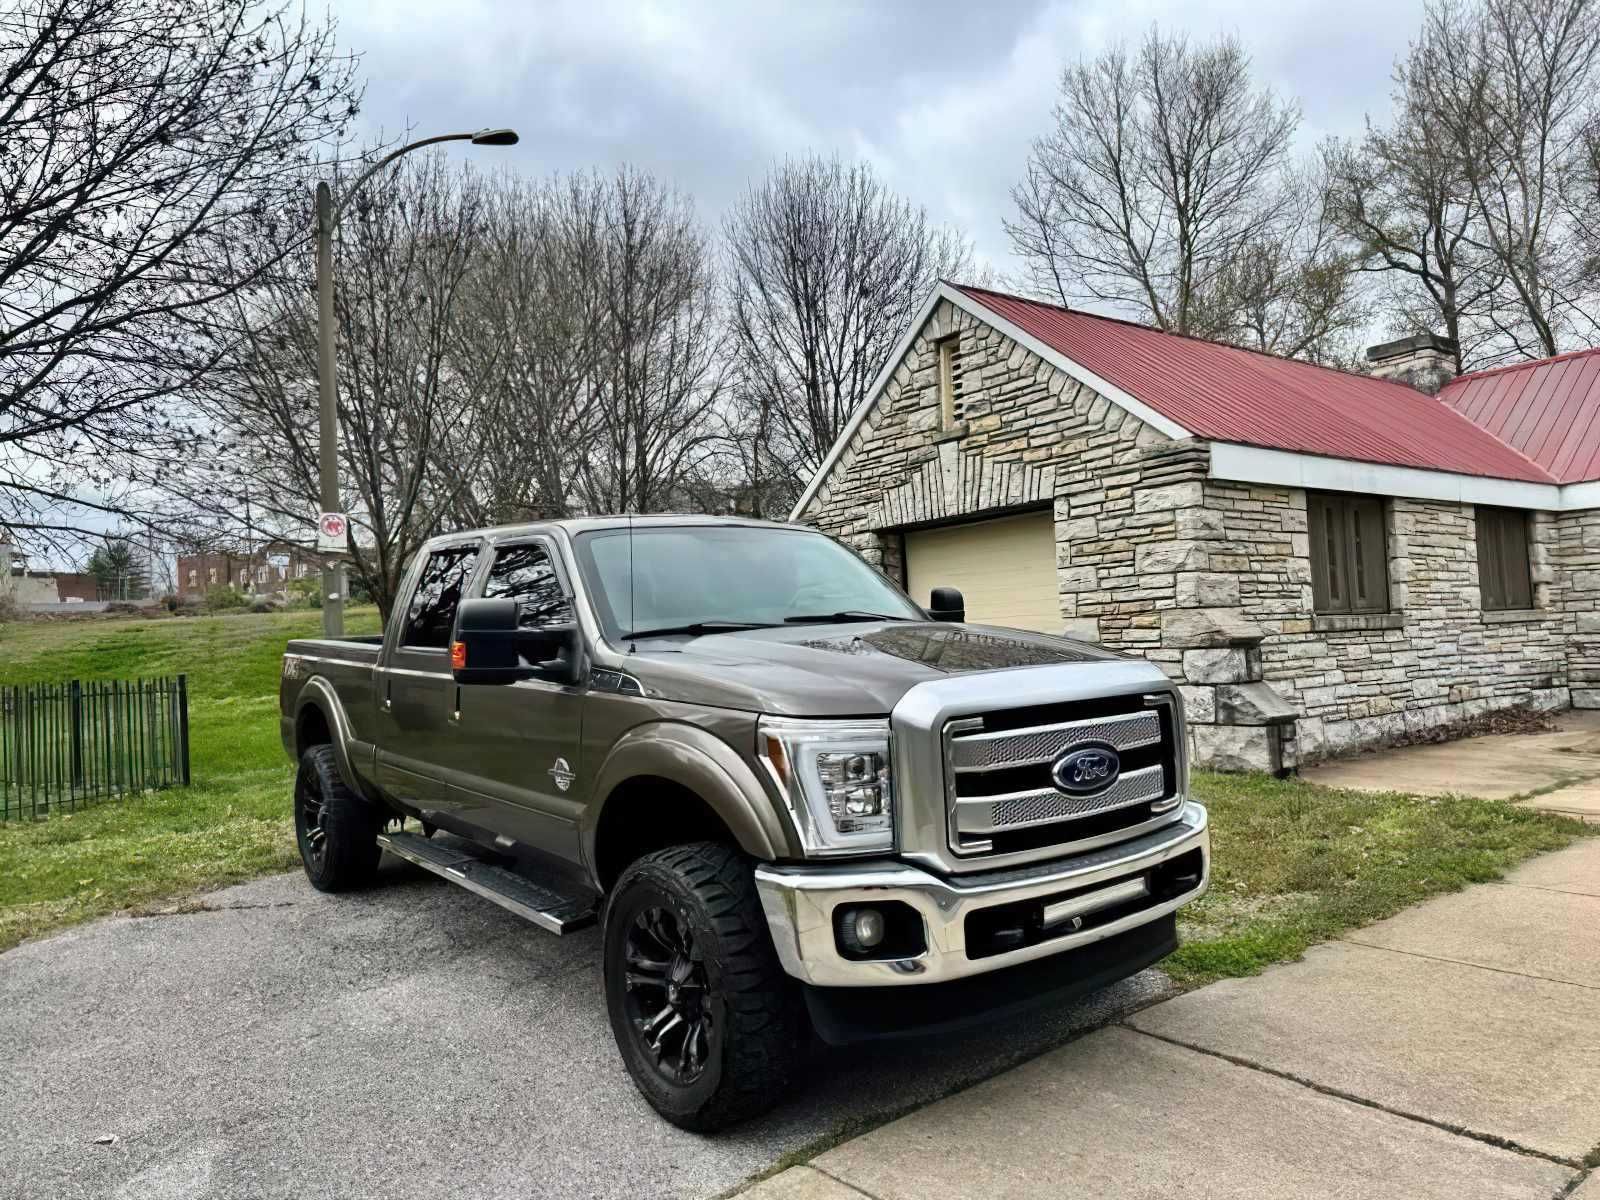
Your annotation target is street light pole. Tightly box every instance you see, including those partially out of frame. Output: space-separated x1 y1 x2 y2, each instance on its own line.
314 127 519 638
315 180 343 635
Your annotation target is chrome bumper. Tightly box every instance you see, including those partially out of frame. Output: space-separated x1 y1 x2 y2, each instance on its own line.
754 802 1208 988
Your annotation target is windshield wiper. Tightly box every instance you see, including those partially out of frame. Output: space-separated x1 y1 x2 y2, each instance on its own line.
782 611 914 625
621 621 775 640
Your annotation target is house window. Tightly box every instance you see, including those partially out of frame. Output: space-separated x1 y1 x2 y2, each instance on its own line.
936 336 964 429
1307 493 1389 614
208 567 217 585
1476 507 1533 611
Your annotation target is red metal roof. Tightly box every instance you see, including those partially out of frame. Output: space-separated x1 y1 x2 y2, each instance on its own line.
954 284 1556 484
1438 349 1600 484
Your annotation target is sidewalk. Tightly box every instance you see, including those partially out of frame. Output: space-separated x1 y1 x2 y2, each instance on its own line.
1302 709 1600 822
740 838 1600 1199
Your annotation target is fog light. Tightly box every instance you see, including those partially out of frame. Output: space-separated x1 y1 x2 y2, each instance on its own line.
833 900 926 961
842 906 885 952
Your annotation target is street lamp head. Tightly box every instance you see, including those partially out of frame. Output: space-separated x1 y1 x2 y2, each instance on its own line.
470 128 519 146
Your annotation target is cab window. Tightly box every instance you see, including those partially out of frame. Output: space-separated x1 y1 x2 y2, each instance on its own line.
402 546 478 648
484 542 574 628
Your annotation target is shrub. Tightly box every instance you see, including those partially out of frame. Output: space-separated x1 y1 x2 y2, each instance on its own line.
287 577 321 609
0 591 23 624
203 584 249 613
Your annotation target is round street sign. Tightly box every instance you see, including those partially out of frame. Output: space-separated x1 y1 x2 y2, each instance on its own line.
317 512 349 552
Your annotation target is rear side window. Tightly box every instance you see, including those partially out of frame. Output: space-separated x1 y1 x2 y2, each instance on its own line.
403 546 478 648
483 542 573 628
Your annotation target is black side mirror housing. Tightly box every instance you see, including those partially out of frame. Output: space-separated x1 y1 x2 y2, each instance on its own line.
927 586 965 623
452 597 582 686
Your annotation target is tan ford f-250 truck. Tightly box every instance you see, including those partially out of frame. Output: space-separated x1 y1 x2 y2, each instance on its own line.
279 515 1210 1130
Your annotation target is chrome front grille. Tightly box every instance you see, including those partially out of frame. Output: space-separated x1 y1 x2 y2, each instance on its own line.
950 710 1161 772
944 696 1180 857
969 764 1167 836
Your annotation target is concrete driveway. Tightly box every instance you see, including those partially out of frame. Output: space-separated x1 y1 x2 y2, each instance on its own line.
0 861 1172 1200
1303 708 1600 821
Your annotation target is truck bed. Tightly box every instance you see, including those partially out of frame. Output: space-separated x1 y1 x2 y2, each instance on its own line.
286 634 384 659
281 637 385 766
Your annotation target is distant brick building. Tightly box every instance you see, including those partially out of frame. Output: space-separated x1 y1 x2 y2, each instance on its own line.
52 572 100 602
177 543 328 600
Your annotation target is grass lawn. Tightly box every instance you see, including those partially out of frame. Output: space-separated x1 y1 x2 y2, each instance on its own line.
1170 770 1594 987
2 609 1593 978
0 608 381 950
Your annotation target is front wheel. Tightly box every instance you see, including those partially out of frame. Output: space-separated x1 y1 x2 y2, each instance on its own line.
603 842 807 1131
294 744 382 892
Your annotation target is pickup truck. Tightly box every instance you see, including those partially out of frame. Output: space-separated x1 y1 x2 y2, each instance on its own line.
279 515 1209 1130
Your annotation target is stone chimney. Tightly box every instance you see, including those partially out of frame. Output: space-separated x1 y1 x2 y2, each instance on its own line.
1365 333 1460 395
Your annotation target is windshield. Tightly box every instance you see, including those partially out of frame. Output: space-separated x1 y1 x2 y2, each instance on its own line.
573 525 924 641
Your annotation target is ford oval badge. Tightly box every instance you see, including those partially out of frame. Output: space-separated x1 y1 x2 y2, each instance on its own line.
1052 743 1121 795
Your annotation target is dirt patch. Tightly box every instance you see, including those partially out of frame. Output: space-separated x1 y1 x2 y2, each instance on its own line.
1309 705 1561 766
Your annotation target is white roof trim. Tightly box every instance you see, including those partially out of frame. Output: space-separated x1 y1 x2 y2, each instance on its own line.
790 282 1192 521
1206 441 1597 510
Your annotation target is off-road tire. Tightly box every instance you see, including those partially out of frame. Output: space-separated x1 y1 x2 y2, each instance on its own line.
603 841 807 1131
294 744 383 893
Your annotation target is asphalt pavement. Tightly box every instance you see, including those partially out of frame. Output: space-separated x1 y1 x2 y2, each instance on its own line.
0 859 1174 1200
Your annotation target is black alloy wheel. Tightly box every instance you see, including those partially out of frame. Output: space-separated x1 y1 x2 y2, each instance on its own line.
622 905 714 1085
293 744 382 892
296 766 330 870
602 842 806 1131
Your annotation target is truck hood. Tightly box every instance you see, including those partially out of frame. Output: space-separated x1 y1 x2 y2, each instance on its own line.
623 621 1136 716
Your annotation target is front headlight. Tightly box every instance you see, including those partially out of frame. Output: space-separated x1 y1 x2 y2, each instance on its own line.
758 717 894 856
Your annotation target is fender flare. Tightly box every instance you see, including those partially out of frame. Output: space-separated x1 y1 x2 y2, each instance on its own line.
292 678 367 797
581 721 796 873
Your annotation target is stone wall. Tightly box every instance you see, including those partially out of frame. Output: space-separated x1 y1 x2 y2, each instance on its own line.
1556 507 1600 708
1199 481 1569 759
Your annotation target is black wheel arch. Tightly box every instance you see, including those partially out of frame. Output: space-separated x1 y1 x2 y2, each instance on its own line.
591 775 739 893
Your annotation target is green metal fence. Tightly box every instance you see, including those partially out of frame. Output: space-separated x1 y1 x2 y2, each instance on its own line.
0 676 190 821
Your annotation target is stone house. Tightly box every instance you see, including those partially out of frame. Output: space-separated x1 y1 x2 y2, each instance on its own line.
793 282 1600 773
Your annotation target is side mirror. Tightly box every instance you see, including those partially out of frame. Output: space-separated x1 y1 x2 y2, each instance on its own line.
452 598 582 686
927 586 965 623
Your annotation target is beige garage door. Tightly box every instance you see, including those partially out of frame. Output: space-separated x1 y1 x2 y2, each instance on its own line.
904 511 1061 633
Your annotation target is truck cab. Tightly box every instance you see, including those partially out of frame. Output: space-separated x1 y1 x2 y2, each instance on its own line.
280 516 1209 1129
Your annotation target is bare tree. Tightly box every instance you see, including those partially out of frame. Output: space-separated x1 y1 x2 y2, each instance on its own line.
444 172 607 526
724 155 970 505
207 153 491 618
1404 0 1600 357
1207 164 1365 362
1324 94 1500 371
0 0 360 552
1008 29 1336 349
578 167 725 515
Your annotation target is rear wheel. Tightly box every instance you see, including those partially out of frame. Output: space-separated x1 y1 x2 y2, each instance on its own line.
603 842 806 1131
294 744 382 892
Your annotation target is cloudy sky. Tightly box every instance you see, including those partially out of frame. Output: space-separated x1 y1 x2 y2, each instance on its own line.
337 0 1429 277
